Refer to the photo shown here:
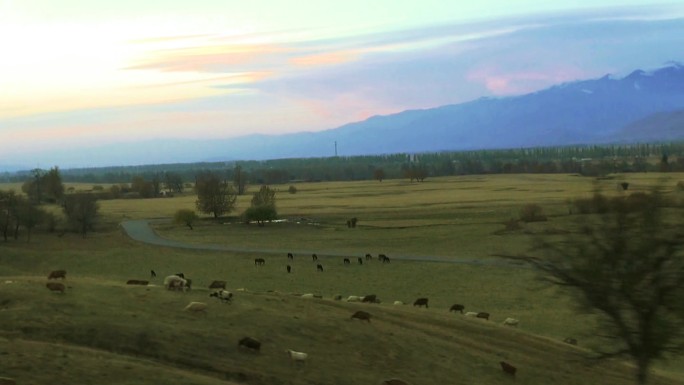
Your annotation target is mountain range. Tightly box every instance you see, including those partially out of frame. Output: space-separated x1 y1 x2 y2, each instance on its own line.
7 63 684 170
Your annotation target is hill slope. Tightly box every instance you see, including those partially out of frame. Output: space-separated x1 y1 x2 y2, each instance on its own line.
1 277 682 385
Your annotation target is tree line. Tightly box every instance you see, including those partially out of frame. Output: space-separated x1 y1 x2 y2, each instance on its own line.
3 142 683 186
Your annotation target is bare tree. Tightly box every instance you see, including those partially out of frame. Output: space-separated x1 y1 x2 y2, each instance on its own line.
498 189 684 384
195 171 237 218
63 193 99 238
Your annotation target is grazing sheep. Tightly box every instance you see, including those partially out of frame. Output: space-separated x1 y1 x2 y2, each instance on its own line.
500 361 517 376
46 282 65 293
563 337 578 345
209 290 233 303
301 293 315 299
476 312 490 320
465 311 478 317
316 264 324 272
208 280 227 289
238 337 261 352
449 304 465 314
164 275 187 291
502 317 519 327
183 301 207 313
126 279 149 285
286 349 308 363
393 301 404 305
47 270 66 280
287 265 292 273
343 258 350 264
351 310 371 322
346 295 362 302
362 294 378 303
357 257 363 265
254 258 265 266
150 269 157 278
287 252 294 260
312 253 318 261
413 298 429 308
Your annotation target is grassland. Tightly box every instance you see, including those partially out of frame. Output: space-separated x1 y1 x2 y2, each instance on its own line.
1 173 684 385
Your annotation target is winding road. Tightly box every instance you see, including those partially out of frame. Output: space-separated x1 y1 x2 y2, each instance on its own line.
121 219 526 267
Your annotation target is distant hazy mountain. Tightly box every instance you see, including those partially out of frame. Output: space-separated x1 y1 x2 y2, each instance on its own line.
212 63 684 159
5 63 684 170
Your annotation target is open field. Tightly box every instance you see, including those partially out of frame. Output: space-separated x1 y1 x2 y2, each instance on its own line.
1 173 684 384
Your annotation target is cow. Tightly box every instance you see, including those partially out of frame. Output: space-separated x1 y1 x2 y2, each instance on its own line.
476 312 490 320
379 254 390 263
254 258 265 266
312 253 318 261
287 265 292 273
500 361 517 376
449 304 465 314
351 310 371 322
126 279 149 285
365 253 372 261
362 294 377 303
46 282 65 293
238 337 261 352
343 258 350 264
413 298 429 308
209 290 233 303
316 264 324 272
150 269 157 278
209 280 227 289
47 270 66 280
357 257 363 265
287 252 294 260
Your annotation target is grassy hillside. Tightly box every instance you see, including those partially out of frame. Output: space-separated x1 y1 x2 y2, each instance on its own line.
1 173 684 384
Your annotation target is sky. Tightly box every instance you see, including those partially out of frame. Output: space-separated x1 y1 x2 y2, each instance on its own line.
2 0 684 169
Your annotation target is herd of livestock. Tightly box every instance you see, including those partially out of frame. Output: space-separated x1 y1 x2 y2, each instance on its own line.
41 251 582 381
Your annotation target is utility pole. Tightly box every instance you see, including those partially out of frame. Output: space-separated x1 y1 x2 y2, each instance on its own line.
334 141 338 157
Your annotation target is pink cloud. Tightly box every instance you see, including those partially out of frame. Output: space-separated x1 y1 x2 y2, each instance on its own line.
466 66 590 95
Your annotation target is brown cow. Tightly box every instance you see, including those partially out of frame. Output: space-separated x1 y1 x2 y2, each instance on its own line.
500 361 517 376
476 312 490 320
46 282 65 293
209 280 227 289
126 280 149 285
362 294 377 303
238 337 261 352
47 270 66 280
351 310 371 322
450 304 465 313
413 298 429 308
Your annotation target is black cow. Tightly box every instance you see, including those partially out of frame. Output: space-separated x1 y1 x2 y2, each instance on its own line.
287 253 294 260
476 312 490 320
500 361 517 376
365 253 372 261
316 264 324 272
312 253 318 261
287 265 291 273
449 304 465 314
343 258 350 264
254 258 265 266
351 310 371 322
238 337 261 352
413 298 429 308
357 257 363 265
150 270 157 278
362 294 377 303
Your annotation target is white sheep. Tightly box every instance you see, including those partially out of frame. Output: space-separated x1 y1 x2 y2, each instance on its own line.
502 317 519 327
464 311 478 317
301 293 315 299
393 301 404 305
346 295 362 302
164 275 187 291
286 349 308 363
183 301 208 313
